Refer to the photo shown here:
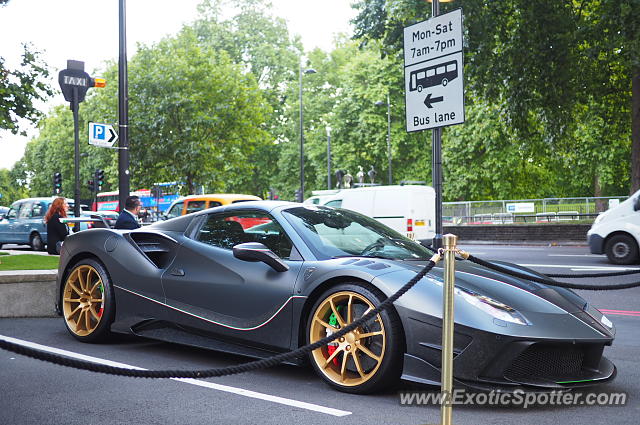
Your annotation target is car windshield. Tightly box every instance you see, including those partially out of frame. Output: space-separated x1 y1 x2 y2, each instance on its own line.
282 206 433 260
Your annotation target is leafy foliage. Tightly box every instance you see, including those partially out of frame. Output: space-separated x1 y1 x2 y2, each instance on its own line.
0 44 52 135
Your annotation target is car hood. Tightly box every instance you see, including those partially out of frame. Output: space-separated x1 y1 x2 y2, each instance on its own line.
362 256 614 339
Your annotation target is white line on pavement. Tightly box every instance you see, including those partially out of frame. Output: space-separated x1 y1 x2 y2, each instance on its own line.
519 264 640 271
547 254 604 258
0 335 352 417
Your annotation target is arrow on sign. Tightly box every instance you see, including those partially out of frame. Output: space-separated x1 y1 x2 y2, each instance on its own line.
108 128 118 145
423 93 444 109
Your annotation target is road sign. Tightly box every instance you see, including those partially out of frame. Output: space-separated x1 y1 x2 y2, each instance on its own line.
404 8 465 132
88 122 118 147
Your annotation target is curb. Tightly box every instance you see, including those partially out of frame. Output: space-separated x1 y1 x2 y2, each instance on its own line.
0 270 58 318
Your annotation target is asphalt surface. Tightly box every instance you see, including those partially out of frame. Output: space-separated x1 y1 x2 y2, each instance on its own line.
1 244 639 425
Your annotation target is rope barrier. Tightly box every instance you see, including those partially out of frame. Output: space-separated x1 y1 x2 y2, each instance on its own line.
2 245 638 381
0 257 439 379
462 252 640 290
546 269 640 278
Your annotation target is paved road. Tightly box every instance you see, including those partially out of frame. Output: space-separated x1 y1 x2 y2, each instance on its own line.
1 245 638 425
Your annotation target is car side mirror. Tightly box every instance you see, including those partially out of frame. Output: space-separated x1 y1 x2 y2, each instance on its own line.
634 197 640 212
233 242 289 272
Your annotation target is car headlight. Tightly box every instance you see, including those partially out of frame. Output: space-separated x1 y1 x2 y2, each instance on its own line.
455 287 529 326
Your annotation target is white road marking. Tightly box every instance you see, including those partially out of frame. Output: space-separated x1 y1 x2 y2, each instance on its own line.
519 264 640 271
546 253 601 257
0 335 352 417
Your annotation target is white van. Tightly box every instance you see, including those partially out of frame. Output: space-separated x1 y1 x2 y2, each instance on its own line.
587 190 640 264
316 185 436 243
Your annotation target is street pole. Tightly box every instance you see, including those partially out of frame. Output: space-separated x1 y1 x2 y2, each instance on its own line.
298 66 317 200
327 126 332 190
299 66 304 201
441 233 457 425
72 87 81 218
118 0 130 212
431 0 443 250
386 92 392 185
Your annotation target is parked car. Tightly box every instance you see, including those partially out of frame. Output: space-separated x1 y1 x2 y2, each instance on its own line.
0 206 9 218
85 211 120 229
163 194 262 219
55 201 616 393
314 185 436 244
0 198 85 250
587 189 640 264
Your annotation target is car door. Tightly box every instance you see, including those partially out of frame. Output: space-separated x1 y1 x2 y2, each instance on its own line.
161 210 304 349
0 203 21 243
16 202 33 243
29 202 47 239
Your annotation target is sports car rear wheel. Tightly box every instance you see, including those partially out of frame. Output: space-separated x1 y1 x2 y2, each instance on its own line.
307 283 403 393
62 259 114 342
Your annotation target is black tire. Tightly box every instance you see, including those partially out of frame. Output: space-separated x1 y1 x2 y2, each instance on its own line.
30 233 44 251
61 258 115 343
306 282 403 394
605 234 639 265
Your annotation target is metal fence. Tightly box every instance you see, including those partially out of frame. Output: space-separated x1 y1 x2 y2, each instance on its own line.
443 196 628 225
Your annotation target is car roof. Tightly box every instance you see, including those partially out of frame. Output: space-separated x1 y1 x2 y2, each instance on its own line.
176 194 262 201
191 200 298 216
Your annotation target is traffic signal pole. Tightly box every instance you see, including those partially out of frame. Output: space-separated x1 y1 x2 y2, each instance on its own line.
118 0 130 212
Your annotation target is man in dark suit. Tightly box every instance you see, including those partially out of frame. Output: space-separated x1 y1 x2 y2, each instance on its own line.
114 196 142 230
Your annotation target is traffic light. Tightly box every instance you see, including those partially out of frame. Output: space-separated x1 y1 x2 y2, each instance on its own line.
87 179 95 192
53 172 62 194
94 169 104 189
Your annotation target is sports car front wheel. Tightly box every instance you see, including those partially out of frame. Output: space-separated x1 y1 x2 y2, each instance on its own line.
62 259 115 342
307 283 403 394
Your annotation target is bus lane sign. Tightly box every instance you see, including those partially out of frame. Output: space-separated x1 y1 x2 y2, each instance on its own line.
403 8 465 132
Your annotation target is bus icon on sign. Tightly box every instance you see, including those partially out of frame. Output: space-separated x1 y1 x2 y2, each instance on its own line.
409 60 458 92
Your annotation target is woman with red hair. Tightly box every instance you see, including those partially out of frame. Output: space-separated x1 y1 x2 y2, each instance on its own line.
44 197 69 255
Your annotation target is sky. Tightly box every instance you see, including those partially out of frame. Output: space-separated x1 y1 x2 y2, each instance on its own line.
0 0 358 170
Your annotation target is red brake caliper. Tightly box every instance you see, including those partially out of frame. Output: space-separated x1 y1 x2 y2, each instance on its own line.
326 308 341 366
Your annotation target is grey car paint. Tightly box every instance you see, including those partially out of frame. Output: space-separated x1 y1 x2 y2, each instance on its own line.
55 201 616 390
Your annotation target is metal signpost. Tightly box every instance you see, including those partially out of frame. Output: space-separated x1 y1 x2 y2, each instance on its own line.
118 0 130 213
403 4 464 425
58 60 105 217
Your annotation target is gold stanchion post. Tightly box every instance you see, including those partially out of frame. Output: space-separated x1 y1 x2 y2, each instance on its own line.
440 233 457 425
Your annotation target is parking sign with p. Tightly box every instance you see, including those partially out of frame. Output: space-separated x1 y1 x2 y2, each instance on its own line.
88 122 118 148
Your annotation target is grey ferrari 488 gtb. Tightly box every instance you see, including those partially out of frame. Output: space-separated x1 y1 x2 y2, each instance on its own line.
55 201 616 393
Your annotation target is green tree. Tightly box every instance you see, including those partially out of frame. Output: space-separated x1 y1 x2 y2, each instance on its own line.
0 167 28 205
351 0 639 197
126 28 271 194
0 43 52 135
192 0 303 196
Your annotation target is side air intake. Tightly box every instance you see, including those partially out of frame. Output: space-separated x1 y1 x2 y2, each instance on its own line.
129 232 178 269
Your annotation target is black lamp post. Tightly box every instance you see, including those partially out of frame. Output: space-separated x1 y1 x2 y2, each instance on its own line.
299 66 317 201
375 93 393 185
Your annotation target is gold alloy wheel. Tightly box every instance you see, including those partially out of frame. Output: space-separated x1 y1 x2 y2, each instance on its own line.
310 291 386 387
63 265 105 337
